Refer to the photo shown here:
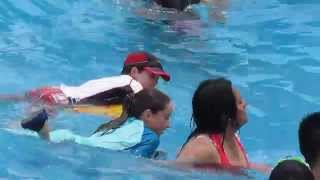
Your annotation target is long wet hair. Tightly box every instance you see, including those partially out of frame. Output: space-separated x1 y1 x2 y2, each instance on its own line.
93 88 171 135
184 78 237 143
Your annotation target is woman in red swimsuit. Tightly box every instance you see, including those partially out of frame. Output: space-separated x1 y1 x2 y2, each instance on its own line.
176 78 270 172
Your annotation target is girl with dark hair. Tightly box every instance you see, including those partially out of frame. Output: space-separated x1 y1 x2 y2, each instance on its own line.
20 88 173 158
176 78 270 171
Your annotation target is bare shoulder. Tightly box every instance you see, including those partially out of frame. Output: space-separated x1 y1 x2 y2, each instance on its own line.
188 135 213 147
177 134 219 163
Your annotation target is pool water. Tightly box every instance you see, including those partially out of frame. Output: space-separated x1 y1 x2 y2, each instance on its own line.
1 0 320 179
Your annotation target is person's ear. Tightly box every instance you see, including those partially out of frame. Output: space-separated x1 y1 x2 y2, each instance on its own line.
129 67 139 78
140 109 152 121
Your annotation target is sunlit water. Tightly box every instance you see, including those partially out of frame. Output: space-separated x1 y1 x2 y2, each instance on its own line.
0 0 320 179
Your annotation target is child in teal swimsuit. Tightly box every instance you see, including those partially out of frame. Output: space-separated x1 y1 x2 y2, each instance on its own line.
21 88 173 158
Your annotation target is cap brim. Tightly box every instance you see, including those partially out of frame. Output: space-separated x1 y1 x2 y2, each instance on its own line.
144 67 170 81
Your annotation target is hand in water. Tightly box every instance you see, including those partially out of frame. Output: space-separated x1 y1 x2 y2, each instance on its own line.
152 150 168 160
249 162 272 174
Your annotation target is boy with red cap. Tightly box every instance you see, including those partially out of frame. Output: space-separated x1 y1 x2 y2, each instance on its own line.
2 51 170 119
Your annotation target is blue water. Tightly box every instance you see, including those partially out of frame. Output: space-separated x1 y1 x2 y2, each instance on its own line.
1 0 320 179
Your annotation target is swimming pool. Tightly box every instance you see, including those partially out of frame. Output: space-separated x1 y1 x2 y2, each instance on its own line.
1 0 320 179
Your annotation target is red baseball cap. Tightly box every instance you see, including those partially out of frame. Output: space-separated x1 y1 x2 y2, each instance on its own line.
124 52 170 81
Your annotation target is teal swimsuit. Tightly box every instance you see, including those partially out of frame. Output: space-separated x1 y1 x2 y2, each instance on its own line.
127 127 159 158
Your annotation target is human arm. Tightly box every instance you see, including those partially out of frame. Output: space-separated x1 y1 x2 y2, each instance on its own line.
201 0 211 3
176 135 220 164
201 0 228 6
0 94 27 102
248 162 272 174
201 0 229 23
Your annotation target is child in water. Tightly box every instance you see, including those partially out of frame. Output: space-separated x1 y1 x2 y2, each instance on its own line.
21 88 173 158
0 51 170 121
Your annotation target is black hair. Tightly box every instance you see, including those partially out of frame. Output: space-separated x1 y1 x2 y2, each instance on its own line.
93 88 170 135
269 160 314 180
121 51 163 74
299 112 320 168
155 0 201 11
183 78 237 144
128 88 170 118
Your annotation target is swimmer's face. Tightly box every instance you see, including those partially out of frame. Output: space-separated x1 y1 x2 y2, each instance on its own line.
142 101 173 135
233 88 247 127
130 67 159 89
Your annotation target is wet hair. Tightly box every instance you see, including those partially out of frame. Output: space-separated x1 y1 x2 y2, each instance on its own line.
155 0 201 11
94 88 170 135
121 51 163 75
299 112 320 168
269 160 314 180
184 78 237 143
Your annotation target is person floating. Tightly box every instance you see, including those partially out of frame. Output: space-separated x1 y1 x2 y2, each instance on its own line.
21 88 173 159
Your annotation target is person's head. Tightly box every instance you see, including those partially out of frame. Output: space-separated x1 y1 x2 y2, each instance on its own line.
94 89 173 135
121 51 170 89
299 112 320 168
269 159 314 180
190 78 247 137
129 89 173 135
155 0 201 11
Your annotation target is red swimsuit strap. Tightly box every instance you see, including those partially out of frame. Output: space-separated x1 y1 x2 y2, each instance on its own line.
234 135 249 165
210 134 249 167
210 134 230 166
